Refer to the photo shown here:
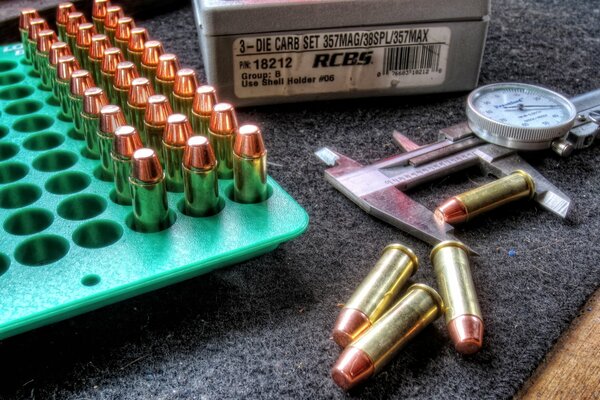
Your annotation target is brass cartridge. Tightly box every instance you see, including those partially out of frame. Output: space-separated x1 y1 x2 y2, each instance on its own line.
68 69 95 135
208 103 237 179
98 104 127 175
233 124 268 203
55 3 75 41
127 77 155 138
331 284 444 391
162 114 193 192
48 42 71 98
112 125 143 204
113 61 139 110
35 29 57 89
19 8 39 62
172 68 198 119
104 6 123 43
81 87 108 156
27 18 48 72
430 240 483 355
100 47 123 102
127 27 148 70
88 34 111 84
144 94 173 163
65 12 85 53
191 85 217 136
155 53 180 99
140 40 164 82
114 17 135 54
435 170 536 224
92 0 111 34
182 136 220 217
332 243 419 347
56 55 80 118
75 23 96 71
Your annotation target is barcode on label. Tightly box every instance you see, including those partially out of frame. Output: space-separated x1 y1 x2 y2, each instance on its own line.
382 44 441 75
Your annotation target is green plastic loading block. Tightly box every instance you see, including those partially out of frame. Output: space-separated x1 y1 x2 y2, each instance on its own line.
0 43 309 340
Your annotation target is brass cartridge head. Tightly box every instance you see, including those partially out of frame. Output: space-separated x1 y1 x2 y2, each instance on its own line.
234 125 266 158
89 34 111 60
70 70 94 96
164 114 193 146
132 148 163 183
115 17 135 42
49 42 71 66
55 3 74 26
145 95 173 126
57 55 80 81
92 0 111 20
101 47 123 73
76 23 96 47
114 125 143 158
128 27 148 52
156 54 180 81
37 30 57 52
100 104 126 134
83 87 108 115
114 61 138 90
104 6 123 29
193 85 217 116
141 41 164 67
174 68 198 98
128 77 155 107
184 136 217 170
66 12 85 36
20 8 39 31
209 103 237 136
28 18 48 42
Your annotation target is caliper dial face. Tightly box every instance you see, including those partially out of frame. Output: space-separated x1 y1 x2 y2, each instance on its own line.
467 83 577 150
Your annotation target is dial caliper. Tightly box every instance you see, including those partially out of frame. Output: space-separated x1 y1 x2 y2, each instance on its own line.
315 84 600 246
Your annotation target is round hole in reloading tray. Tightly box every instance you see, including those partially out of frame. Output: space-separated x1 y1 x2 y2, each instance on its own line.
4 99 43 115
177 196 226 218
0 252 9 277
57 194 107 220
66 127 84 141
0 125 8 139
0 72 25 86
32 150 78 172
12 114 53 133
22 132 65 151
125 209 177 233
0 60 17 73
45 95 60 107
28 70 40 78
14 234 69 266
45 171 90 195
0 183 42 209
73 219 123 249
3 207 54 236
56 112 71 122
0 162 29 184
0 85 34 101
81 274 101 286
0 142 19 161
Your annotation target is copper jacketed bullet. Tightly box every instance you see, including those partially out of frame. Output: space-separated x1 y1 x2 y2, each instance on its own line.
191 85 217 136
27 18 48 72
65 12 86 54
49 42 71 98
55 3 74 41
113 61 139 110
130 148 170 232
435 170 536 225
155 53 180 99
75 23 96 71
208 103 237 179
144 94 172 163
56 55 80 118
98 104 127 175
333 244 419 348
114 17 135 54
112 125 143 204
104 6 123 43
173 68 198 119
140 40 164 82
233 124 268 203
127 77 155 138
163 114 193 191
69 69 95 135
36 29 58 89
182 136 220 217
100 47 123 102
92 0 111 33
82 87 108 156
430 241 484 355
88 34 111 84
19 8 39 61
127 27 149 70
331 284 444 391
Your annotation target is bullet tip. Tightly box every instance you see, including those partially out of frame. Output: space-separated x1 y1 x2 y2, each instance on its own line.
66 12 85 36
128 77 154 107
193 85 217 116
28 18 48 40
156 53 180 81
56 55 80 80
70 69 94 96
104 6 123 29
435 198 467 224
209 103 237 136
145 95 173 125
37 29 57 52
100 104 126 134
92 0 110 19
164 114 192 146
234 124 266 158
114 125 143 158
101 47 123 74
174 68 198 97
128 27 148 52
183 135 217 170
141 40 164 67
20 9 39 30
49 41 71 66
331 347 375 391
56 3 74 25
332 308 371 348
83 87 108 114
447 315 484 355
114 61 138 89
76 23 95 47
132 148 163 183
115 17 134 41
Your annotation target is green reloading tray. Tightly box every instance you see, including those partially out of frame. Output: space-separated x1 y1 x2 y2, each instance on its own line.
0 43 309 340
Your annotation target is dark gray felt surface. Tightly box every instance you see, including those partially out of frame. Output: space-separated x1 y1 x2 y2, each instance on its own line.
1 0 600 399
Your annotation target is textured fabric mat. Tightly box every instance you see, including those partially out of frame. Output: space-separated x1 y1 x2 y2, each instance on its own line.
1 0 599 398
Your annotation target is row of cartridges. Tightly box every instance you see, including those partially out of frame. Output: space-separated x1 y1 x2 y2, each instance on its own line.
19 2 268 232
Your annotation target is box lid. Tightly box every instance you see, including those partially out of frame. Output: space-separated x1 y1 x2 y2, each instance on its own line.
197 0 491 36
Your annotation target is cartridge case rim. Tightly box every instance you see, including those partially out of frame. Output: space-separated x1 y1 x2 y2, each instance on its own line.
430 240 472 260
512 170 536 199
382 243 419 274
